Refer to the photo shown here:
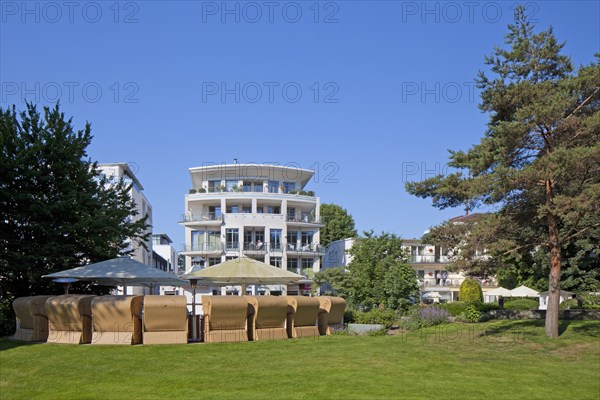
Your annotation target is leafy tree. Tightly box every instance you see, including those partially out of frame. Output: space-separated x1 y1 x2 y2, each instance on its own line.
406 7 600 337
0 104 149 304
319 203 357 247
315 231 418 310
458 278 483 303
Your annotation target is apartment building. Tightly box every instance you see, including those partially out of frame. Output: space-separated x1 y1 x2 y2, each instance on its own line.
180 163 325 297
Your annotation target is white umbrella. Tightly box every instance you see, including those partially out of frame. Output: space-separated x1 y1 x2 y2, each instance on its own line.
44 256 187 294
509 285 540 297
486 287 513 297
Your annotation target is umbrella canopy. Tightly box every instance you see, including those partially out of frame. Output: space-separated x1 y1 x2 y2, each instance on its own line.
422 291 441 299
43 257 187 288
539 290 575 297
181 256 304 285
509 285 540 297
485 287 513 297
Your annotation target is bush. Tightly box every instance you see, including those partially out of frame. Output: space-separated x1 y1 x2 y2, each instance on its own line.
344 309 355 323
0 297 16 337
581 293 600 306
478 302 500 312
198 188 206 193
354 308 396 329
417 305 450 327
504 298 539 310
188 189 197 194
306 191 315 196
560 299 579 310
298 190 307 195
465 304 482 322
438 301 467 316
459 278 483 303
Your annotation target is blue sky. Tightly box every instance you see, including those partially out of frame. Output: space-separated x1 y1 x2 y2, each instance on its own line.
1 1 598 248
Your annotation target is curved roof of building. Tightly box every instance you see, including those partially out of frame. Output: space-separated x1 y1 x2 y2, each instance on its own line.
188 163 315 189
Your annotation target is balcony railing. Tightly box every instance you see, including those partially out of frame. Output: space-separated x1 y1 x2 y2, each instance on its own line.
181 242 223 253
286 214 321 224
286 243 325 254
180 212 223 223
190 187 316 196
409 255 450 263
225 241 240 251
242 242 284 253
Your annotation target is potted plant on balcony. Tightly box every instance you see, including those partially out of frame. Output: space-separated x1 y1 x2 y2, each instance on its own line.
220 184 226 192
198 188 206 193
188 189 197 194
279 184 285 193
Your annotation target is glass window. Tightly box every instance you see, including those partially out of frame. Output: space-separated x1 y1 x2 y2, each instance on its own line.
267 205 280 214
191 230 205 251
208 231 220 251
226 229 239 250
208 180 220 192
242 206 251 213
283 182 295 193
287 231 298 250
268 180 279 193
208 257 221 266
301 231 314 246
256 206 264 213
287 258 298 272
270 229 282 250
270 257 282 268
226 205 239 213
226 180 238 192
209 206 221 218
243 182 252 192
287 208 296 220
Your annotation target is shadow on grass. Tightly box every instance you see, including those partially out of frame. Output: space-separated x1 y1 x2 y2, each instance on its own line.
569 321 600 338
0 338 40 352
480 319 544 337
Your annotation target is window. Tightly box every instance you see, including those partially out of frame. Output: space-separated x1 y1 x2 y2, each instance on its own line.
287 208 296 221
225 180 238 192
301 231 314 248
208 231 220 251
267 205 280 214
287 231 298 250
208 257 221 266
301 258 313 277
191 230 205 251
243 182 252 192
283 181 295 193
256 206 264 213
287 258 298 272
270 229 282 250
209 206 221 218
226 205 239 213
208 180 220 192
226 229 239 250
268 180 279 193
242 206 251 213
270 257 282 268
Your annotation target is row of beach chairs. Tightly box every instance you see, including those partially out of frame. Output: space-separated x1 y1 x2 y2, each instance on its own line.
10 294 346 345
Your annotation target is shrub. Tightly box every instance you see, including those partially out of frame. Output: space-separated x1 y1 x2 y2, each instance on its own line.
306 191 315 196
504 298 539 310
477 302 500 312
459 278 483 303
560 299 579 310
581 293 600 306
198 188 206 193
417 305 450 327
438 301 467 316
464 304 482 322
298 190 307 195
344 309 355 323
0 297 16 337
354 308 396 329
188 189 197 194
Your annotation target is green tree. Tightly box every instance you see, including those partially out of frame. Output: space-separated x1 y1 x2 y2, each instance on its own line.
406 7 600 337
458 278 483 303
0 104 149 302
319 203 357 247
315 231 418 310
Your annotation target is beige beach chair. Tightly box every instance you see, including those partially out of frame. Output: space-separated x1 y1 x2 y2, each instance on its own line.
11 296 53 342
286 296 321 338
245 296 288 341
46 295 95 344
202 296 249 343
142 295 188 344
317 296 346 335
91 295 143 345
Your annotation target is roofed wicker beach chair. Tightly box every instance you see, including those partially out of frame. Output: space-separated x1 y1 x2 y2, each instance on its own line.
202 295 250 343
142 295 188 344
91 295 143 345
245 295 288 341
11 296 53 342
46 295 95 344
285 296 321 339
317 296 346 335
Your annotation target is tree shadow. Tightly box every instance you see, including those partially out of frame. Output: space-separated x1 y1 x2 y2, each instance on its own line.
558 319 570 336
0 338 40 352
568 321 600 338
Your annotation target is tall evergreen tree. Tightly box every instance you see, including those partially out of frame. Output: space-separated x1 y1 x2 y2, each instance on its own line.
319 203 357 247
406 7 600 337
0 104 149 302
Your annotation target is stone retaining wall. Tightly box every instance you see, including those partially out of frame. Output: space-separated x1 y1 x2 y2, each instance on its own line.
489 309 600 320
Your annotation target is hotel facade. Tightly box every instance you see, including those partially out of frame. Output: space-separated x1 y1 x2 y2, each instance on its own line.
180 163 325 297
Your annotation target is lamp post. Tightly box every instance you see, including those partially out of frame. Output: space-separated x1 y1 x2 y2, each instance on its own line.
190 278 198 341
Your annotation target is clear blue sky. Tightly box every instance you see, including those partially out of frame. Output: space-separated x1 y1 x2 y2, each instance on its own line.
1 1 598 248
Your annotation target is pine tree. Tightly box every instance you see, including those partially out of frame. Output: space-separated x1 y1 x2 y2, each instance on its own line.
406 6 600 337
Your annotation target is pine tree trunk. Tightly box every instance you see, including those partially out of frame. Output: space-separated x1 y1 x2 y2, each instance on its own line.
545 179 561 338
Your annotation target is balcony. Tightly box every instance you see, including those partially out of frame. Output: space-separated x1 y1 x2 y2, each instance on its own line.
243 242 284 254
286 214 323 226
409 255 450 264
225 241 240 251
188 187 316 197
286 243 325 255
181 242 223 254
179 212 223 224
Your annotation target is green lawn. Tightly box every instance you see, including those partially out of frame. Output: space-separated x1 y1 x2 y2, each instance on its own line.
1 320 599 400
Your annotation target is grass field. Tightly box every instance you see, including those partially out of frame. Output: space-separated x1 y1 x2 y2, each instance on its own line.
1 320 599 400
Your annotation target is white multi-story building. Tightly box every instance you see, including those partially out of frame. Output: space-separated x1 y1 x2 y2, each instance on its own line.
180 163 325 297
98 163 154 294
152 233 181 295
322 234 498 303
